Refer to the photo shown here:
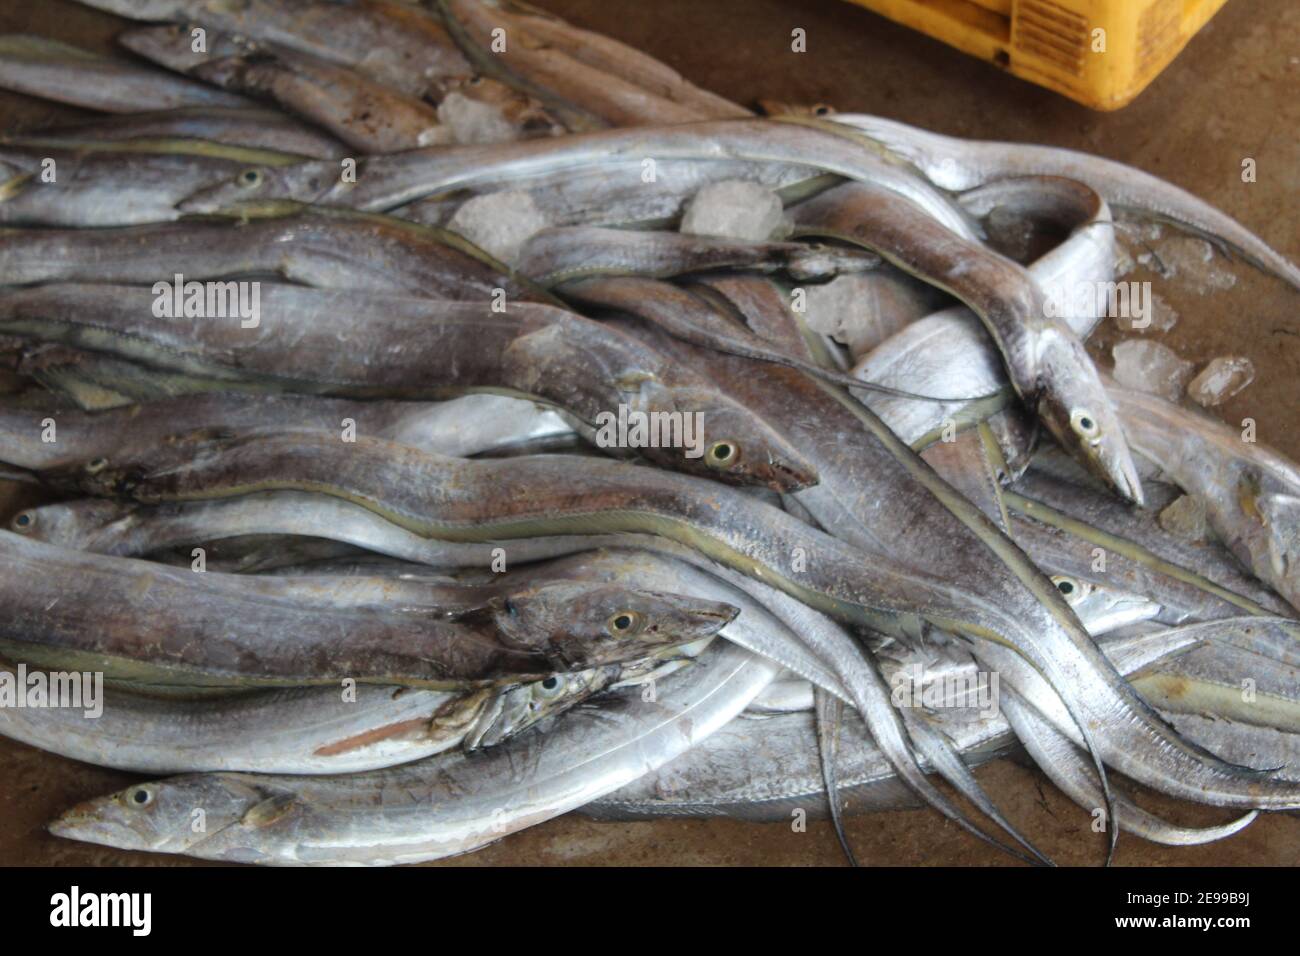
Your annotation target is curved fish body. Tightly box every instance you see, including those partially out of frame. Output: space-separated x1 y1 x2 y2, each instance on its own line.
46 431 984 641
518 226 880 286
1107 385 1300 613
0 283 815 491
177 119 975 238
120 25 449 154
0 34 250 112
591 618 1300 822
53 428 1300 811
1 392 569 473
853 177 1116 452
586 707 1002 821
397 158 829 229
595 301 1300 814
0 142 300 227
49 640 779 865
0 531 736 689
73 0 472 97
832 113 1300 292
793 180 1142 504
0 208 534 301
971 616 1300 763
6 107 349 159
992 685 1257 848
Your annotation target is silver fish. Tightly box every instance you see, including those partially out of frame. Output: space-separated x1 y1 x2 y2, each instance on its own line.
6 107 349 159
73 0 473 97
0 140 301 227
177 119 977 237
47 640 779 865
120 24 450 153
793 179 1143 504
832 113 1300 292
0 34 250 111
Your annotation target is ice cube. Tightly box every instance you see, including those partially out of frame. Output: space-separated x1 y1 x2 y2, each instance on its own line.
1111 339 1193 402
680 181 784 242
1187 355 1255 407
1114 291 1178 333
447 190 548 266
1150 236 1237 293
437 91 519 145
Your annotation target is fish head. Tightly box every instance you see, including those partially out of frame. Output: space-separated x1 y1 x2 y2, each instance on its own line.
178 160 332 215
1050 574 1161 635
1035 330 1144 505
49 774 271 860
643 385 820 491
8 498 133 548
464 665 621 749
489 580 738 669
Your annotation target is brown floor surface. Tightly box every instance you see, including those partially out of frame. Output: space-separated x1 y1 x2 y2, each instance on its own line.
0 0 1296 866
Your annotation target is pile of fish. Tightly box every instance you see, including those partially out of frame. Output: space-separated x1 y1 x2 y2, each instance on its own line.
0 0 1297 867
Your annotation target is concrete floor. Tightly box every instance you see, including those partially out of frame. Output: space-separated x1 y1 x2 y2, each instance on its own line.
0 0 1297 866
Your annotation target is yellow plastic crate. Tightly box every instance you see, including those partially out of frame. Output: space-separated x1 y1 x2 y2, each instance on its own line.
841 0 1229 110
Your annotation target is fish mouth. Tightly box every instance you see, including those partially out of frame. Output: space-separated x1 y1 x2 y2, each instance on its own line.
765 456 820 493
47 804 143 850
687 602 741 634
1103 446 1146 508
176 188 224 215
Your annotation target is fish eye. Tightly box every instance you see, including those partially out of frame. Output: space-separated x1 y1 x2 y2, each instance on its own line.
1070 410 1101 442
11 510 34 532
705 440 740 469
126 786 155 808
238 169 263 189
606 610 642 637
502 598 519 619
1050 575 1087 604
537 675 565 698
813 104 832 116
